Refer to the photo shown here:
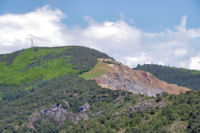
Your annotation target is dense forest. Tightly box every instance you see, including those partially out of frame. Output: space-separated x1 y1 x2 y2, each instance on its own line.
134 64 200 90
0 46 199 133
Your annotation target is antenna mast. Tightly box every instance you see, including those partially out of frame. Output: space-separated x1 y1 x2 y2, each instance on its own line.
31 38 34 48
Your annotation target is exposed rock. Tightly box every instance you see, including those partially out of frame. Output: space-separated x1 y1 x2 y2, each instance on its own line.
73 93 78 97
130 100 165 113
124 99 166 115
40 104 74 123
26 103 91 128
95 111 103 117
74 113 89 124
77 103 90 113
26 111 41 129
26 102 91 130
92 58 190 97
62 99 70 108
168 120 188 132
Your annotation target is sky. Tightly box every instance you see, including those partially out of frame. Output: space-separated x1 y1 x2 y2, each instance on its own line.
0 0 200 69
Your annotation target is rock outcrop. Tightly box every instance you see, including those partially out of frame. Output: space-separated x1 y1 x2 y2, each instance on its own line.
90 58 190 97
26 102 91 129
40 104 74 123
128 99 166 114
26 111 41 129
77 103 90 113
122 99 166 116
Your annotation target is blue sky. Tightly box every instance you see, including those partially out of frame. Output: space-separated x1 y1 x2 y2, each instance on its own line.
0 0 200 31
0 0 200 69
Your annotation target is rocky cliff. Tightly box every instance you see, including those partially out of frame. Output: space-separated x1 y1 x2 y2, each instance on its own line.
83 58 190 97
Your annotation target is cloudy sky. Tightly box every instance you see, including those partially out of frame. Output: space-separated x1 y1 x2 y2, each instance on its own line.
0 0 200 70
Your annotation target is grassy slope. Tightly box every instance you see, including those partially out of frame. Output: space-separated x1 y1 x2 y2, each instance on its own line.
0 47 75 85
79 59 113 79
0 46 108 85
134 64 200 90
0 46 109 102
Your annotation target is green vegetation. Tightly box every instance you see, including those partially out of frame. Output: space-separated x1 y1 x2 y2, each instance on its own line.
1 74 199 133
0 46 108 85
134 64 200 90
0 47 74 85
25 86 32 91
72 90 200 133
0 46 199 133
80 59 113 79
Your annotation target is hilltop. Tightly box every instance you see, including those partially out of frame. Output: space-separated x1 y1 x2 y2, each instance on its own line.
0 46 109 86
0 46 199 133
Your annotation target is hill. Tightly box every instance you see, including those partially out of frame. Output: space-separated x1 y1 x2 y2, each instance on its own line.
81 58 189 97
0 46 108 86
0 46 199 133
134 64 200 90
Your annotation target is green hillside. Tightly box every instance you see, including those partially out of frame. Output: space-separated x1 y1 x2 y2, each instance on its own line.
0 46 108 85
134 64 200 90
0 47 199 133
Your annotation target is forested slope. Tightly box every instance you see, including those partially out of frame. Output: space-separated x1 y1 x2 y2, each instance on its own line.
134 64 200 90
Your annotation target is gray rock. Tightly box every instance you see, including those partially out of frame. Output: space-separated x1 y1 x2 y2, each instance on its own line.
62 99 70 108
40 104 72 123
26 111 41 129
77 103 90 113
124 99 166 115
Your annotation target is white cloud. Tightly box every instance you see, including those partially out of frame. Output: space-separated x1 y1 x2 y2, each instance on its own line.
125 53 152 67
176 15 187 32
174 49 187 57
0 5 200 70
83 20 141 43
189 54 200 70
0 5 73 50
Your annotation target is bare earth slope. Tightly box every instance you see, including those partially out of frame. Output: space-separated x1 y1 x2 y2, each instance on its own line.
82 58 190 97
